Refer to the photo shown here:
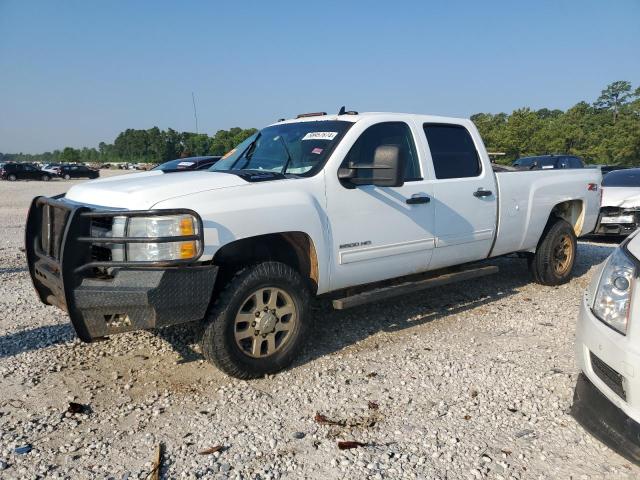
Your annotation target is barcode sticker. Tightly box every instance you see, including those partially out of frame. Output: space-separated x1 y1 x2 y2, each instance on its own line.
302 132 338 141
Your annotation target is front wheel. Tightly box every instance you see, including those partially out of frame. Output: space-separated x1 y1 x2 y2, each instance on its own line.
63 174 71 180
7 174 17 181
201 262 310 379
529 218 577 286
41 175 50 182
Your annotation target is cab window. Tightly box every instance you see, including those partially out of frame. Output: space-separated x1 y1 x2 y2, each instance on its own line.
342 122 421 182
423 124 481 179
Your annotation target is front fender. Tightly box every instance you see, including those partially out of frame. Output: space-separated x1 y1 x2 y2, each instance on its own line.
152 178 330 293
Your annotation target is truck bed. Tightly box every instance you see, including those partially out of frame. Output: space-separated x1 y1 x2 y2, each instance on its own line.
490 169 601 257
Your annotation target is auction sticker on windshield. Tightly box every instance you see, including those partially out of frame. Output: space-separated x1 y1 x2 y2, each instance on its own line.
302 132 338 141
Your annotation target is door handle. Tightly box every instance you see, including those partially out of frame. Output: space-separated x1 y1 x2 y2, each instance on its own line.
473 188 492 198
406 195 430 205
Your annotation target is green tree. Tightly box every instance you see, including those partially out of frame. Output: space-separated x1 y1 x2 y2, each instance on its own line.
60 147 80 163
594 80 634 123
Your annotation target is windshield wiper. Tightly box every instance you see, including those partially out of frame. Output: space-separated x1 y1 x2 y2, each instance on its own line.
277 135 294 174
234 133 262 169
244 138 259 160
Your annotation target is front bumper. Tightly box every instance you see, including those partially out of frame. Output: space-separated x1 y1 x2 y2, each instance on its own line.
594 209 640 236
25 196 216 341
573 290 640 463
571 373 640 463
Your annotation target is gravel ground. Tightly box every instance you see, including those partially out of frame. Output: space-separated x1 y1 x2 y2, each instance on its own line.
0 173 638 479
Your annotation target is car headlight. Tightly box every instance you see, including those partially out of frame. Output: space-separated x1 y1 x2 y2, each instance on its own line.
120 214 201 262
592 248 636 335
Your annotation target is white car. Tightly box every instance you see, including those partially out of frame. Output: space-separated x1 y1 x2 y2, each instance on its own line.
595 168 640 236
25 110 601 378
573 231 640 462
41 163 62 175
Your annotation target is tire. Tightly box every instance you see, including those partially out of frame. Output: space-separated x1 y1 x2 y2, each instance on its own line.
201 261 311 379
41 175 50 182
529 218 577 286
63 174 71 180
7 174 17 181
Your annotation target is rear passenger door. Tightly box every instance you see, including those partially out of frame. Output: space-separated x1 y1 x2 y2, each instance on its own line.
22 164 38 179
422 124 498 270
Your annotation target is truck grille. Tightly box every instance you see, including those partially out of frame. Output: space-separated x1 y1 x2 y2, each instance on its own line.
590 351 626 400
600 206 623 216
89 217 114 262
40 204 70 260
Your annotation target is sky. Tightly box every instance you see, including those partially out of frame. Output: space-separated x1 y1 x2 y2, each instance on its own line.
0 0 639 153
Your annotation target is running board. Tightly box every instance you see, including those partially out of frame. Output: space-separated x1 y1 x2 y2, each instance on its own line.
332 265 499 310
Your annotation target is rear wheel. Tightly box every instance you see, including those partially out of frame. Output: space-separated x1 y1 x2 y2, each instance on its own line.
63 173 71 180
201 262 310 379
529 218 577 286
7 174 17 181
41 174 50 182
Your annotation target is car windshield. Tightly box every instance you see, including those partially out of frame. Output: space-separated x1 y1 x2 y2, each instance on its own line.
516 156 560 167
154 159 200 171
603 169 640 187
210 120 353 176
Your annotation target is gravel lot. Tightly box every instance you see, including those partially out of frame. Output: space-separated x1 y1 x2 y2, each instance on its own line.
0 173 638 479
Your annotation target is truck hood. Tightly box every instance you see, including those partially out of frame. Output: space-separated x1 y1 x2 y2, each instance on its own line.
601 186 640 209
64 171 248 209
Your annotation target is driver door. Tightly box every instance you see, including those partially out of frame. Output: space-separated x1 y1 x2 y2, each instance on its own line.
325 121 435 291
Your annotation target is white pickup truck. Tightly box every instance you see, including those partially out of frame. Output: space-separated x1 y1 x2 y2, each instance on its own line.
26 111 601 378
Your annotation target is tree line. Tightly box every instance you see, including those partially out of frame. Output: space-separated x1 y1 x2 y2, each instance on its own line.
473 80 640 164
0 127 257 165
1 81 638 166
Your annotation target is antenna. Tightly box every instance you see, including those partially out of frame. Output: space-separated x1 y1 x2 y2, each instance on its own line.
191 92 199 134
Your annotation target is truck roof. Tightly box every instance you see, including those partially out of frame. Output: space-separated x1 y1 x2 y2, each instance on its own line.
272 112 470 127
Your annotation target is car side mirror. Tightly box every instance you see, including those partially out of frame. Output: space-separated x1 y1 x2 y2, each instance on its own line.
338 144 405 187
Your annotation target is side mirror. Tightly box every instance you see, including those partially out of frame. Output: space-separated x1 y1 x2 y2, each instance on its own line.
338 144 405 187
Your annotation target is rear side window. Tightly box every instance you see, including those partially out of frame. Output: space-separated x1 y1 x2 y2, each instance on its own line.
423 124 480 179
343 122 421 181
569 156 584 168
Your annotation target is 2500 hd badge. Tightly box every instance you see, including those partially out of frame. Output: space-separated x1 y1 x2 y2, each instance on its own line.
339 240 372 249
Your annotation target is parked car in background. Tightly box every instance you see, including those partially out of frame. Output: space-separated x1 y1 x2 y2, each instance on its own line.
594 168 640 236
1 163 53 181
152 156 222 172
600 165 630 175
58 164 100 180
512 154 585 169
573 232 640 463
42 163 63 175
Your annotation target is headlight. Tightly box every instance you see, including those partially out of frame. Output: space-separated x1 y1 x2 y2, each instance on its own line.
121 214 200 262
592 248 636 334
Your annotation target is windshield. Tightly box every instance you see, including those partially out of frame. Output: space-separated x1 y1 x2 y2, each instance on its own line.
210 120 353 176
603 169 640 187
514 156 556 168
154 158 201 171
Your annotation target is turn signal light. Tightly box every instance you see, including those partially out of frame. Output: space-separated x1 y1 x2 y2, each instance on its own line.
180 241 197 259
180 217 195 236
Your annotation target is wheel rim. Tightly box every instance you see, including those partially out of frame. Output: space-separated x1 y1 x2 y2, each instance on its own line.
233 287 297 358
552 233 573 275
43 175 49 181
8 175 16 181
